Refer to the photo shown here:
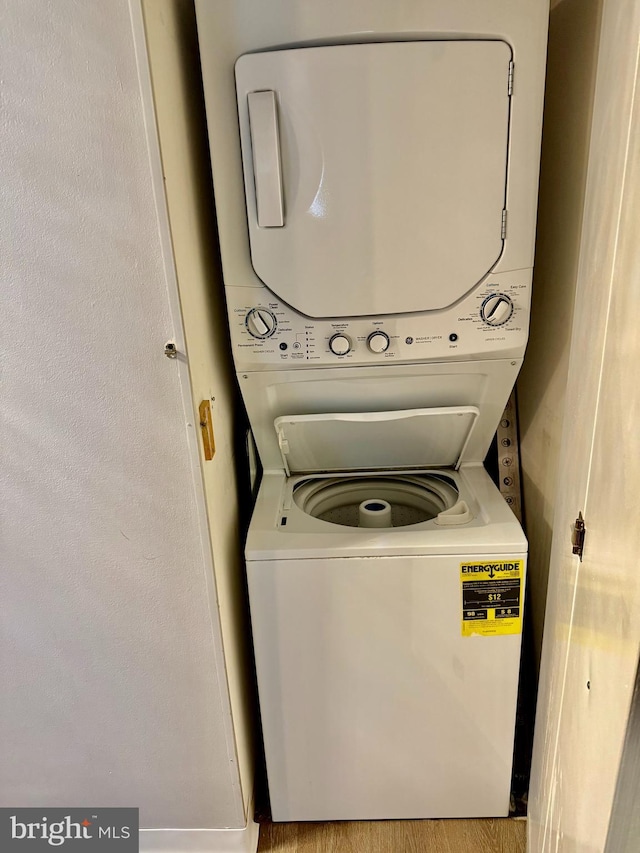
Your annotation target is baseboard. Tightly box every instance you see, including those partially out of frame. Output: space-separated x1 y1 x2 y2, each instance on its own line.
140 820 260 853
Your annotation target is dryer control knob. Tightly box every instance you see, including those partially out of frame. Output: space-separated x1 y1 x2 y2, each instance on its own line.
481 294 514 326
329 334 352 356
367 331 390 354
245 308 277 338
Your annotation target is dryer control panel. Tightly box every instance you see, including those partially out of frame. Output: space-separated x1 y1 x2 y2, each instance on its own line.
227 269 531 371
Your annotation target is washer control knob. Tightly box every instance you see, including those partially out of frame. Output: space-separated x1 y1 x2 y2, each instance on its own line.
367 331 390 354
329 334 352 356
245 308 277 338
481 294 514 326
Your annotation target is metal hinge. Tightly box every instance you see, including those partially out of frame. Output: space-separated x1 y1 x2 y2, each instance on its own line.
501 209 508 240
572 512 586 560
508 60 514 96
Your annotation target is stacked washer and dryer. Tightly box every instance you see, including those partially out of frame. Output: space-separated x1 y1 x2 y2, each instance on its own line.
196 0 549 822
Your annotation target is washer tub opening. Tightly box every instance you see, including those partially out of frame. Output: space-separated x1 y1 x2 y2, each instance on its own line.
292 473 459 529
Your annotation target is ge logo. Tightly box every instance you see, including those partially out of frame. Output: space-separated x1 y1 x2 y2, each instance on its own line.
405 337 414 345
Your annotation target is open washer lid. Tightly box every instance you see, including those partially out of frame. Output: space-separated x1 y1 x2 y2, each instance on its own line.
274 406 479 475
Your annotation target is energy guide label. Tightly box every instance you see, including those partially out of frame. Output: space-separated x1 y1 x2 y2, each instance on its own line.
460 559 524 637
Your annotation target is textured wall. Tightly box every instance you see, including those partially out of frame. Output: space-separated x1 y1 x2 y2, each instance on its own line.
518 0 603 664
0 0 244 829
529 0 640 846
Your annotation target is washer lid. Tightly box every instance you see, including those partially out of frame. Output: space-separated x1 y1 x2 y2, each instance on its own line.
274 406 479 475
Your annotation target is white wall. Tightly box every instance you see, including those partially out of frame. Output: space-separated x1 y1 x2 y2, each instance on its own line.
518 0 603 663
0 0 245 831
529 0 640 847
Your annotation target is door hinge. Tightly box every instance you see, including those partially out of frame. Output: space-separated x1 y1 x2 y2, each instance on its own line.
508 60 514 96
572 512 586 560
501 209 508 240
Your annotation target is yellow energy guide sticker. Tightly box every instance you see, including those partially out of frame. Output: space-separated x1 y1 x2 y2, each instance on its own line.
461 559 524 637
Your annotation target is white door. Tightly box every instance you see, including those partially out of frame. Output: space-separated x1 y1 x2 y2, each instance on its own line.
236 41 512 318
1 0 247 830
528 0 640 849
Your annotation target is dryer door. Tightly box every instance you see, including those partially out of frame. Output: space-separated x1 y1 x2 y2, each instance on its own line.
236 41 511 318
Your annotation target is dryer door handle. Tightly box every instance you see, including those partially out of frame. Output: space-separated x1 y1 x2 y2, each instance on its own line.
247 90 284 227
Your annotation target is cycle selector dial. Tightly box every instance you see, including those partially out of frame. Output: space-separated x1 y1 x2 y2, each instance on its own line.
245 308 277 338
329 334 352 356
367 331 390 353
481 294 514 326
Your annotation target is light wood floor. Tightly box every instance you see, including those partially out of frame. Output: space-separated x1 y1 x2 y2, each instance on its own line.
258 818 526 852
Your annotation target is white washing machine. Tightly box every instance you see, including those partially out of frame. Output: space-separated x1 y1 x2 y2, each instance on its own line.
196 0 548 821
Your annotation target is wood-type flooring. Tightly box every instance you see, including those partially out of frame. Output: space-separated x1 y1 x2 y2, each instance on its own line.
257 818 527 852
